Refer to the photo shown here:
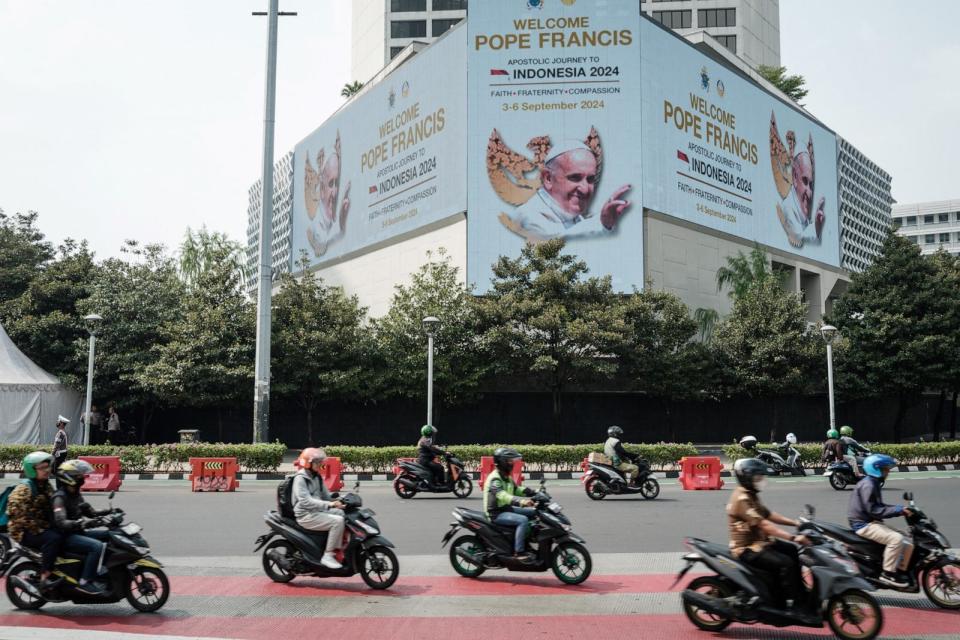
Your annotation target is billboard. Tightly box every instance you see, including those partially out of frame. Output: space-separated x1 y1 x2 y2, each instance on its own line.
291 27 467 268
640 20 841 267
467 0 644 292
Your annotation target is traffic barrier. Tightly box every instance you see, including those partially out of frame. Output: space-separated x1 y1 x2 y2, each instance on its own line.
319 457 343 492
188 457 239 492
392 457 417 477
78 456 122 492
678 456 724 490
479 456 523 489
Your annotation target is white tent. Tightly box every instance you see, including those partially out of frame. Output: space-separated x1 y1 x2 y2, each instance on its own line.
0 322 83 445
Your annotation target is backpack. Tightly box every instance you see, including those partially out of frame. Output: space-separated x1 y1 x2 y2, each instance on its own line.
277 475 296 519
0 480 35 528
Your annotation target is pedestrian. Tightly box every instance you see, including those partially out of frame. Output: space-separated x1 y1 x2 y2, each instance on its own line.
106 405 121 444
81 405 103 444
52 416 69 471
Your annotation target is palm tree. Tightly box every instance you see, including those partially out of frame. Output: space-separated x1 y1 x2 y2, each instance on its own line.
341 81 364 99
178 227 246 290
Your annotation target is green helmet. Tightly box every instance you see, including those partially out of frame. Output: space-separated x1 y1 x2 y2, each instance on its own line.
23 451 54 479
826 428 839 439
840 426 854 437
421 425 435 437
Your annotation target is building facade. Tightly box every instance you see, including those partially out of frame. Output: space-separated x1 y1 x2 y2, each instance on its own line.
244 152 294 294
837 137 894 273
893 199 960 257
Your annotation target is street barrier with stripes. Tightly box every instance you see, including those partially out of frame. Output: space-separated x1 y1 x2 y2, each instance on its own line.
678 456 724 490
78 456 122 492
188 457 239 492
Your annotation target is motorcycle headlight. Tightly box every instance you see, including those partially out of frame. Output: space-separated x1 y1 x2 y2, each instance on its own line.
134 545 151 555
561 524 572 531
548 502 563 514
121 523 142 536
358 521 379 535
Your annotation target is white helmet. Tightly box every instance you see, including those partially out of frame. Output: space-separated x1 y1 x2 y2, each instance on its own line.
739 435 758 450
785 433 798 445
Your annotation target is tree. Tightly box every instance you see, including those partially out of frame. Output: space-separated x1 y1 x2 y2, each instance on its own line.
144 245 255 441
341 81 364 99
829 233 954 442
926 250 960 440
757 64 809 104
374 249 489 415
272 256 372 444
0 209 54 304
716 245 778 300
177 226 246 290
477 239 627 439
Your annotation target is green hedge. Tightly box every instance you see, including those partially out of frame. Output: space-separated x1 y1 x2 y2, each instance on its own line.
0 443 286 474
722 441 960 468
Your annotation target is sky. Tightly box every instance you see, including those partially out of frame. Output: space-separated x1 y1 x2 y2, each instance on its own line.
1 1 958 260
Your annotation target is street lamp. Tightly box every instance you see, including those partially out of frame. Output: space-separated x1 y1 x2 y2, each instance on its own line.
820 324 839 431
83 313 103 446
422 316 441 428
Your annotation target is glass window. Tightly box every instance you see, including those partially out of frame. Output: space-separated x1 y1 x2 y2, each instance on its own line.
432 0 466 9
909 236 919 244
925 234 936 244
924 214 935 224
905 216 917 226
653 10 691 29
956 212 960 221
392 0 426 11
432 18 461 36
941 233 952 243
715 34 737 53
698 8 736 28
391 20 427 38
938 213 950 223
390 46 405 59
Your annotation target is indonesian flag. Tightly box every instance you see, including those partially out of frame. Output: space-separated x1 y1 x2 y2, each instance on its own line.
677 150 689 163
490 69 509 76
369 185 378 194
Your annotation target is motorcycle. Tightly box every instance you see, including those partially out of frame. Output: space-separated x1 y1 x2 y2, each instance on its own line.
254 483 399 590
582 457 660 500
1 492 169 612
441 479 591 585
800 494 960 609
393 451 473 499
823 454 870 491
740 436 803 475
676 531 883 640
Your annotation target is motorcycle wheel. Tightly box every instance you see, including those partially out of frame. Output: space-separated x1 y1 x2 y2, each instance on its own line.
125 566 170 613
682 576 732 632
551 541 592 585
922 562 960 609
640 478 660 500
262 539 296 583
825 589 883 640
393 476 417 499
449 535 486 578
829 473 849 491
584 477 607 500
452 476 473 498
360 546 399 590
4 561 47 610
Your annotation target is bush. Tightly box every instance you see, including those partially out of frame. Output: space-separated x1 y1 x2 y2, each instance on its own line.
722 441 960 468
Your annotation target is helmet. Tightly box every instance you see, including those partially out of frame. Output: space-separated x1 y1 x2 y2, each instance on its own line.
296 447 327 470
738 435 758 450
733 458 768 492
56 415 70 425
493 447 522 476
785 433 798 445
607 425 623 438
863 454 896 478
826 428 839 439
55 459 94 487
22 451 54 479
840 426 854 437
421 425 435 437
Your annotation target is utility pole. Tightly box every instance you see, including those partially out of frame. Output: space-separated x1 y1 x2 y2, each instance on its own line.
252 1 296 443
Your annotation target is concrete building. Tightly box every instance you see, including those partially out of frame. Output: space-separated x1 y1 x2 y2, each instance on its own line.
244 152 294 294
893 199 960 257
837 137 894 273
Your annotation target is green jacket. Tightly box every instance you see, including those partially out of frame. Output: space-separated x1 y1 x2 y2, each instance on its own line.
484 468 530 517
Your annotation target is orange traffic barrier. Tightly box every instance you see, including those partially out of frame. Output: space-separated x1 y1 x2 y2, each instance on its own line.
78 456 122 492
679 456 724 490
188 457 239 492
479 456 523 489
319 457 343 492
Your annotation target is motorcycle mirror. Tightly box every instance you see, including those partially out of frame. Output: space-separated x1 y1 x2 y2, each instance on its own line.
903 491 913 502
539 478 546 488
108 491 115 500
804 504 815 518
353 481 361 492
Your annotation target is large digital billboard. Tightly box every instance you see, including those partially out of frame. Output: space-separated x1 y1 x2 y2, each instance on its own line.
291 27 467 268
639 20 841 267
467 0 644 292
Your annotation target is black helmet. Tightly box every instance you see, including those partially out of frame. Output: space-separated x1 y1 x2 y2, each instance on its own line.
733 458 768 492
493 447 522 476
607 425 623 438
55 459 94 488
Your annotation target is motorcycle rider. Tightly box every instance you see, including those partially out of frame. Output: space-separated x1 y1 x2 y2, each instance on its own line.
604 425 640 485
727 458 813 616
417 425 446 487
840 426 869 477
821 428 845 464
6 452 63 593
848 454 914 588
484 447 537 563
51 460 117 595
292 447 346 570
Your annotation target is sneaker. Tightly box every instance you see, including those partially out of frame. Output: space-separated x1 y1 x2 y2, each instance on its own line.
320 552 343 570
38 576 62 592
75 581 106 596
513 552 536 564
878 571 910 589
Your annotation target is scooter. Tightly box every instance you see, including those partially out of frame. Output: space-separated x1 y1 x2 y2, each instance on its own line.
823 453 870 491
582 457 660 500
676 531 883 639
441 480 591 585
393 451 473 499
739 435 802 475
254 483 399 590
1 492 169 612
800 494 960 609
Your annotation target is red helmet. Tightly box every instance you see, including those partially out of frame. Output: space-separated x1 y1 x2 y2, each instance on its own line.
296 447 326 470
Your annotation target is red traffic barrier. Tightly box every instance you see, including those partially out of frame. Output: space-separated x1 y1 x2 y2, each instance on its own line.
188 457 239 492
393 457 417 477
479 456 523 489
78 456 122 492
679 456 724 490
319 457 343 492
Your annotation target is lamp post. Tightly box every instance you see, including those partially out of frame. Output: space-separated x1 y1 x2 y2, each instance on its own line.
820 324 839 431
422 316 441 428
83 314 103 446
